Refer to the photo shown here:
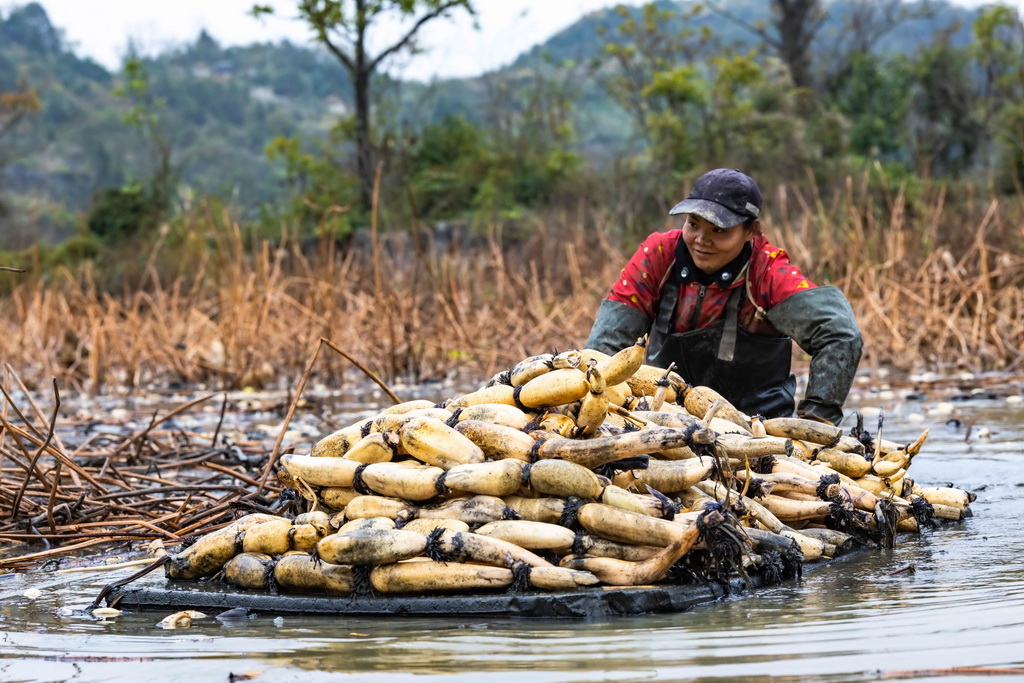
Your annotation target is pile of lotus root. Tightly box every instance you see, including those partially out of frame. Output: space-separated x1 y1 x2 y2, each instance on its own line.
166 339 972 596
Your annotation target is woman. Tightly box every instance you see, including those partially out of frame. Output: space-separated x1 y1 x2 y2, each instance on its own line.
585 168 862 425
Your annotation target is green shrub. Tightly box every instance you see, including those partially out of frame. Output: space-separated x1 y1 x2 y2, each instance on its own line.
86 184 160 239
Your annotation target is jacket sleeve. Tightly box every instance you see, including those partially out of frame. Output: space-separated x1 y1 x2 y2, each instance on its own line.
765 286 863 425
585 299 653 355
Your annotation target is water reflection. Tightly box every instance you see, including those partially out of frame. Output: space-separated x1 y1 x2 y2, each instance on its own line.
2 396 1023 682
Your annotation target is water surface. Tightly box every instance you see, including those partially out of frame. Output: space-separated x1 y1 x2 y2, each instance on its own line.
2 392 1022 682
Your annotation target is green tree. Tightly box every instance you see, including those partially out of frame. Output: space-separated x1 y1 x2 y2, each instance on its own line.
88 56 178 238
826 52 914 162
597 2 816 190
255 0 476 213
264 124 359 231
707 0 935 99
475 62 579 215
907 32 983 179
972 4 1024 190
706 0 825 91
117 56 177 212
406 115 483 218
819 0 934 96
0 2 62 57
403 63 579 222
598 3 712 180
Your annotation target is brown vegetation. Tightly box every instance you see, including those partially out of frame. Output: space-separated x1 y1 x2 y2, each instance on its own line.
1 179 1023 399
2 177 1021 567
772 175 1024 374
0 381 281 570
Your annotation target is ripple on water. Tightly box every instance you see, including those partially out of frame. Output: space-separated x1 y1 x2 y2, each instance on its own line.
2 397 1024 682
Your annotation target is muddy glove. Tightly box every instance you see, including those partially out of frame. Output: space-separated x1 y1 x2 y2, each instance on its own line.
585 299 652 355
765 286 863 426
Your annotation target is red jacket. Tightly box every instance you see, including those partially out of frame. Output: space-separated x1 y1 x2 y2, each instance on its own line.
606 231 816 335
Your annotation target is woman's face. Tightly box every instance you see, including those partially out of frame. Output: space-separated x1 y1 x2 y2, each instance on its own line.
682 214 754 274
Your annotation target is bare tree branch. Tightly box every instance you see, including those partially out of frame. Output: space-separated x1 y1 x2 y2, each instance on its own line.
305 13 357 71
369 1 470 73
707 0 827 90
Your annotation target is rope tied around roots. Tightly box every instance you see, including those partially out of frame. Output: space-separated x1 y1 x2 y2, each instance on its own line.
644 485 679 520
816 473 842 501
310 545 325 569
434 470 451 497
695 502 752 590
232 529 246 554
825 501 875 546
522 414 543 434
425 527 454 562
520 462 533 489
850 412 876 453
740 477 769 499
571 529 588 556
875 498 899 549
526 440 543 463
444 409 463 428
394 508 415 528
681 422 717 458
351 464 372 495
782 539 804 580
511 385 530 413
559 496 584 530
594 454 650 479
510 560 532 593
756 549 785 586
911 495 937 529
263 558 279 595
351 565 375 597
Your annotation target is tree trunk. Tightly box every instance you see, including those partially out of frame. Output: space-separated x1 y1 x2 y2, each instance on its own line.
773 0 821 91
354 66 373 213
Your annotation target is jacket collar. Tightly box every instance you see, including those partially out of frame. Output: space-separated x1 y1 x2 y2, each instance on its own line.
678 239 753 288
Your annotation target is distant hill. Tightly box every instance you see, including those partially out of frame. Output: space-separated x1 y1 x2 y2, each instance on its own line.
0 0 983 244
1 2 359 241
513 0 976 68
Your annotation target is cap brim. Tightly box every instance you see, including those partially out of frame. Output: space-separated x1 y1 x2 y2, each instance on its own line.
668 198 747 228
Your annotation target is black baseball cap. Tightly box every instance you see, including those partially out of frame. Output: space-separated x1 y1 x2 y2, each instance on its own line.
668 168 762 228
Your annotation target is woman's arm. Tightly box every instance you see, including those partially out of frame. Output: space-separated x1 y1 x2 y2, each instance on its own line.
765 286 863 425
585 299 652 355
584 231 677 354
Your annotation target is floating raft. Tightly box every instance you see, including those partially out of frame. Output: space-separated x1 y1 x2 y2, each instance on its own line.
114 346 973 619
114 571 782 618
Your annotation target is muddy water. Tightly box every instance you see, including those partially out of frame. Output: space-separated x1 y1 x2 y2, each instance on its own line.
2 394 1023 682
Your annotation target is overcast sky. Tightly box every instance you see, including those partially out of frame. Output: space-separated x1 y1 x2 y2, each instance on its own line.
0 0 648 81
2 0 1021 81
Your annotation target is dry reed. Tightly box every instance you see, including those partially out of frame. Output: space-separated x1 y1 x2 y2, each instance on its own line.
0 371 283 570
773 173 1024 376
0 179 1022 399
1 178 1022 566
